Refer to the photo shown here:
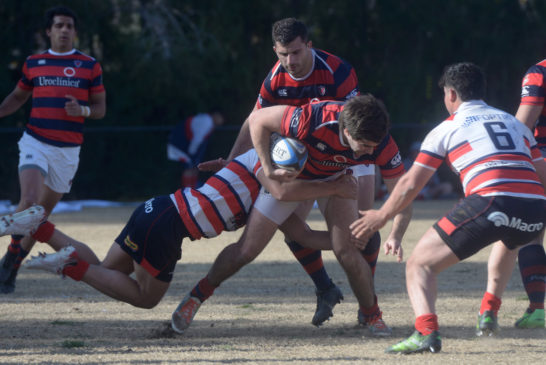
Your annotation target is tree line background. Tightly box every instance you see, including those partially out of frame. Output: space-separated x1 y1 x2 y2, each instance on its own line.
0 0 545 201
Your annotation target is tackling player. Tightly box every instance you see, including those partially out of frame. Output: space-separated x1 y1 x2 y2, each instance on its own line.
13 149 356 314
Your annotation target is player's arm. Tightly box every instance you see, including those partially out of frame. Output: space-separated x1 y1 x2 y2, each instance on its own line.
380 176 413 262
515 104 542 130
248 105 294 181
0 85 32 118
88 91 106 119
350 164 434 241
257 169 357 201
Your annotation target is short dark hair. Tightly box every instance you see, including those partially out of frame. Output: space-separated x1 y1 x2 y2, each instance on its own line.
272 18 308 45
339 94 390 143
45 6 79 31
438 62 486 101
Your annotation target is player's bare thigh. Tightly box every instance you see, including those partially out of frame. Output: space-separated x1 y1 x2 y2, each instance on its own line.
407 227 459 273
235 208 280 259
102 243 135 274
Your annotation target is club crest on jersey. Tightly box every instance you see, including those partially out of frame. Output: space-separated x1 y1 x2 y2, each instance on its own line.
38 59 46 65
74 60 82 68
63 67 76 77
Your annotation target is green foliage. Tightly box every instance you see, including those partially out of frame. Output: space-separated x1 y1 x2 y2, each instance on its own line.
1 0 545 200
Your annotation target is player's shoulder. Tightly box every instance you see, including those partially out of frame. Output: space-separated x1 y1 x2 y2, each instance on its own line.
233 149 260 171
314 48 354 70
26 51 48 61
72 49 98 62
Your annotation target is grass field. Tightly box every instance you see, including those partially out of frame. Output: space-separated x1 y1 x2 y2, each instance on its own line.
0 200 544 364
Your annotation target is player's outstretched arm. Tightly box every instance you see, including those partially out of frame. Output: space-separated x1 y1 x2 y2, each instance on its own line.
350 164 433 242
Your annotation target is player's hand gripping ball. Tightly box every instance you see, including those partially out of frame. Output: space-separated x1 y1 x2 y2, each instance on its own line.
270 133 308 172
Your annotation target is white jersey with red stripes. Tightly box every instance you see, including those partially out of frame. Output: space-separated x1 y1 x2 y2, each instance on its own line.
414 100 545 200
170 149 262 240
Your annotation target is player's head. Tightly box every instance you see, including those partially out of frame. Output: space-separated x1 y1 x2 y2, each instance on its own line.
438 62 486 102
45 6 79 31
272 18 308 45
339 94 390 157
272 18 313 78
45 6 79 52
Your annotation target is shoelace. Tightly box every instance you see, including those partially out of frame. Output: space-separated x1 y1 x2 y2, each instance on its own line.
181 299 199 322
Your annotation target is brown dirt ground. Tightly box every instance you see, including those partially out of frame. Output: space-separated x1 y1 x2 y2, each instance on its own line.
0 200 544 364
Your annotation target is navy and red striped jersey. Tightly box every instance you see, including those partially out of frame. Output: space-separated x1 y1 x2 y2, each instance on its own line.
256 48 359 109
280 101 404 180
18 49 105 147
520 59 546 148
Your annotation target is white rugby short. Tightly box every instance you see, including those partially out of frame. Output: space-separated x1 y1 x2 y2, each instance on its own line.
18 132 80 193
253 166 370 225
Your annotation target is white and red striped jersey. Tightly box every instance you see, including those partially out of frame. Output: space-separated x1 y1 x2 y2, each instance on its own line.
414 100 546 199
171 149 262 240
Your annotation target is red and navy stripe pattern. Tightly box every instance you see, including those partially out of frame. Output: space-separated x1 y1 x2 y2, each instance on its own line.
281 101 404 180
257 48 359 109
18 50 104 147
520 59 546 147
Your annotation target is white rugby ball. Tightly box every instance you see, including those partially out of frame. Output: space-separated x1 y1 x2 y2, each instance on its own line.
270 133 308 172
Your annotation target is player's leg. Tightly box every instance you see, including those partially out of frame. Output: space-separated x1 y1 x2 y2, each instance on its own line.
322 195 389 336
85 244 170 308
1 181 63 294
515 235 545 329
386 227 455 354
172 208 280 333
476 241 518 336
0 168 49 293
27 196 180 308
283 200 343 326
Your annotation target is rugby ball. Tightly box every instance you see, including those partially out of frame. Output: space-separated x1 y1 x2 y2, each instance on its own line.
270 133 308 172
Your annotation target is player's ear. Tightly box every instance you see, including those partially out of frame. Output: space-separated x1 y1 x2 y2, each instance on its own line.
307 40 312 48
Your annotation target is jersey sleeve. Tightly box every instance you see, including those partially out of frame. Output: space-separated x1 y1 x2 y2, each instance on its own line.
234 149 261 175
414 122 451 171
375 135 405 179
90 61 105 94
17 58 33 91
520 63 546 107
335 63 360 100
280 104 313 140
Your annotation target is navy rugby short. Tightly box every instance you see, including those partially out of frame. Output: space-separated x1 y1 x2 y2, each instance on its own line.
434 194 546 260
115 195 187 282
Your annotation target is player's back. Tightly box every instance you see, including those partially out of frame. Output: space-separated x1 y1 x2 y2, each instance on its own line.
421 100 544 199
171 150 261 240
